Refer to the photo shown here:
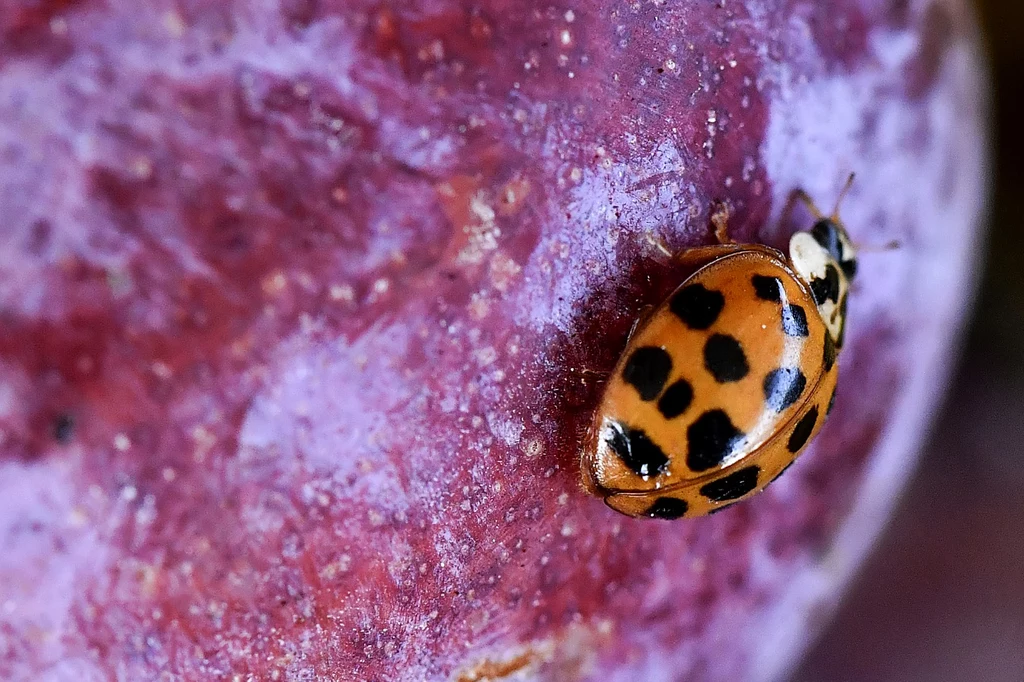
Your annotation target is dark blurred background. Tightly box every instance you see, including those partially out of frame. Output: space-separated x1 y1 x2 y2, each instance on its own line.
793 1 1024 680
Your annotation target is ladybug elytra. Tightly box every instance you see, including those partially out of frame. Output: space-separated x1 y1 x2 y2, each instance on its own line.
581 182 858 518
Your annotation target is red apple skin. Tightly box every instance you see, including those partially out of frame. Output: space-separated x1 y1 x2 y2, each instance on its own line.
0 1 987 681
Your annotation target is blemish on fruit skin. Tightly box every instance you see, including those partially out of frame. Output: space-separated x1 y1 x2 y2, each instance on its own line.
454 648 538 682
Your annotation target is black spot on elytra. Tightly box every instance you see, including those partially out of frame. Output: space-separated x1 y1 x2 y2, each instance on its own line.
52 413 74 443
704 334 749 383
605 422 669 478
810 264 841 305
840 257 858 279
670 283 725 330
657 379 694 419
836 294 849 347
700 466 760 502
752 274 782 302
686 410 743 472
622 346 672 401
781 304 809 337
811 219 844 261
645 497 689 519
787 407 819 453
763 367 807 411
827 385 838 414
823 333 837 372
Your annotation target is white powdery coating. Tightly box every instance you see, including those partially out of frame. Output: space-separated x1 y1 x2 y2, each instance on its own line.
514 141 700 334
0 2 989 680
0 8 457 321
236 323 414 512
748 21 990 682
0 461 109 682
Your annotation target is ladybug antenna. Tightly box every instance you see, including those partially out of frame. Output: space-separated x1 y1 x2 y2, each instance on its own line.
830 173 856 220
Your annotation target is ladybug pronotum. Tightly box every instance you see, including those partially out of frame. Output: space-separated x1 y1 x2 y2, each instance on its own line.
582 185 858 519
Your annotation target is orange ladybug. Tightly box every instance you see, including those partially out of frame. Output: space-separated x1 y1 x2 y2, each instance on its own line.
581 183 858 518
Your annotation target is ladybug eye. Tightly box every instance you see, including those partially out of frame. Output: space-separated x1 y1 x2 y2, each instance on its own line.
810 219 844 261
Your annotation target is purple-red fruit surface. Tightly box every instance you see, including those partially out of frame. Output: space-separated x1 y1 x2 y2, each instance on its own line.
0 1 988 681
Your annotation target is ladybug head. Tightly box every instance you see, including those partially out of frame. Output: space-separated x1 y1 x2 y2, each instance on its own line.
788 216 856 348
785 177 858 347
809 217 857 280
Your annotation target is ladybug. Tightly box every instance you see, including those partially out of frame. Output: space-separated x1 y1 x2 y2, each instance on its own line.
581 183 858 518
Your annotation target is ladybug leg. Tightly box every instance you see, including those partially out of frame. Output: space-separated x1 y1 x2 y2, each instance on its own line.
783 175 856 224
576 367 610 388
648 236 747 269
625 304 655 344
645 198 736 258
651 200 785 270
853 239 901 252
710 200 736 244
644 233 674 258
674 243 749 270
782 187 826 224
